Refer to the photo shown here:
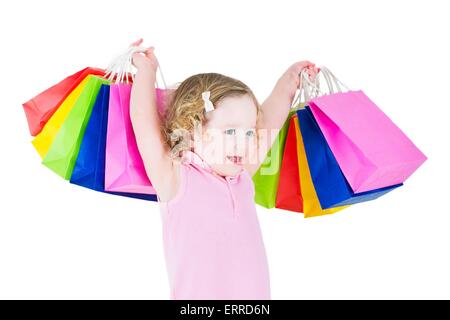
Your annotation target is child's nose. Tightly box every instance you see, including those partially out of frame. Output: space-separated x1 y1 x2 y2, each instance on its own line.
234 133 248 154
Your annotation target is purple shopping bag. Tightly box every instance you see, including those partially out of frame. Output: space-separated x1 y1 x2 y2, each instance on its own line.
308 89 427 193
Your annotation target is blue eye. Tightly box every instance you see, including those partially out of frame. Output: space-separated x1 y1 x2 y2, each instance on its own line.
224 128 236 135
246 129 256 137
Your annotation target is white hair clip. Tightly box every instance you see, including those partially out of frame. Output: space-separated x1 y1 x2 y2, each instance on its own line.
202 90 215 113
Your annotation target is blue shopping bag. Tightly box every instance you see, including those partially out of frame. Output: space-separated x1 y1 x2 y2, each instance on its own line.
70 84 157 201
296 107 402 209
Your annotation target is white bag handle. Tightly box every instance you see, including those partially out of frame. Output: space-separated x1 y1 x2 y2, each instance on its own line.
317 66 350 93
291 65 351 107
291 69 322 107
104 45 167 89
303 67 339 96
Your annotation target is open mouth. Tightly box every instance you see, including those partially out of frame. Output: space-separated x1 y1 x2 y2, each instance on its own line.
226 156 243 165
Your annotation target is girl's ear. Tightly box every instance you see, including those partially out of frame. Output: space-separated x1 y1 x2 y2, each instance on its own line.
204 126 219 144
202 128 211 142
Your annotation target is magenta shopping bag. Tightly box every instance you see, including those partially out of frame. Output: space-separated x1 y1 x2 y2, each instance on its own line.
104 84 171 194
308 88 427 193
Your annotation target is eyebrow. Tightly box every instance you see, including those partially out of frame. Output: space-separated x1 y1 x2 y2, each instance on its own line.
222 126 257 131
224 120 257 127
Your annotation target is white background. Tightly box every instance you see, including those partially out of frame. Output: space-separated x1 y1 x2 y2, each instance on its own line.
1 0 449 299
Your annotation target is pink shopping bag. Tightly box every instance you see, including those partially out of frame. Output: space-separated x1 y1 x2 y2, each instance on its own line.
308 89 427 193
104 83 172 194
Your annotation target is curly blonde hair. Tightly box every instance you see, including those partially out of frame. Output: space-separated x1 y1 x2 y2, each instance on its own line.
160 72 261 160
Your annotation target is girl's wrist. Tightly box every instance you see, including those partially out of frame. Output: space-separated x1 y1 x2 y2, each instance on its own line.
135 66 157 82
275 71 298 101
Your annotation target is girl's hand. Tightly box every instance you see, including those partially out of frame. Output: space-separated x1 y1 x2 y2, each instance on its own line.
277 61 320 99
130 38 159 75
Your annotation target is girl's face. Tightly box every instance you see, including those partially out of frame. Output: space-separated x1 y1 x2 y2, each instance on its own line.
193 94 258 177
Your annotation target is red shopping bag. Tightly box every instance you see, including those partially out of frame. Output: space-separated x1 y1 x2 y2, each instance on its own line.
275 115 303 212
22 67 105 136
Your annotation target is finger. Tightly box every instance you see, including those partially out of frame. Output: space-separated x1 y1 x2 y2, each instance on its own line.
306 67 319 80
132 52 142 62
294 61 312 70
295 61 315 74
306 69 315 78
306 65 319 74
130 38 143 47
146 48 158 60
306 66 316 74
145 46 155 55
301 61 315 67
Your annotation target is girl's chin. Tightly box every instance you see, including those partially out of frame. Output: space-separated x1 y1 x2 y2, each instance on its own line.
213 163 243 177
225 156 243 166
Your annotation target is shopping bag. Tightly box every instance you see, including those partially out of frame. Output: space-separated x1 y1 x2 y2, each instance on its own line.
298 106 402 209
103 43 174 195
42 75 109 179
308 68 427 193
22 67 104 136
70 84 157 201
104 83 157 194
275 115 303 213
253 108 297 208
294 104 350 218
155 87 174 117
32 76 91 159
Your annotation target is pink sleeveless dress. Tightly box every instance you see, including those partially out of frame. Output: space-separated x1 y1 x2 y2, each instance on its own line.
158 150 271 300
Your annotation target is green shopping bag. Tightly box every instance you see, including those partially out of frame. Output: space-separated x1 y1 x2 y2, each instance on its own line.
252 108 298 208
42 75 110 179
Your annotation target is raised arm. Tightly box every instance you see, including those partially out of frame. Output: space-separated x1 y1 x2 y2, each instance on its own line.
245 61 319 177
129 39 178 201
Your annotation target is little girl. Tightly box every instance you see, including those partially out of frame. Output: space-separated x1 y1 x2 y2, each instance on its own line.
129 38 318 300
